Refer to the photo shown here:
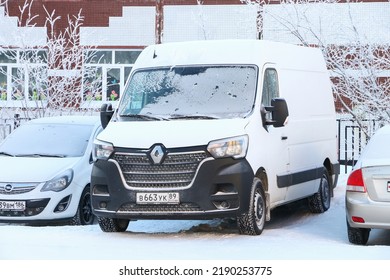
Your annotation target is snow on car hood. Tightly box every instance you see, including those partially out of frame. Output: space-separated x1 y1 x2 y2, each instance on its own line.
0 157 79 183
98 118 249 149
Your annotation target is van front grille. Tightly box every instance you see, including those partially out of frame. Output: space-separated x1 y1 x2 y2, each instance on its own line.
113 150 209 189
118 202 201 213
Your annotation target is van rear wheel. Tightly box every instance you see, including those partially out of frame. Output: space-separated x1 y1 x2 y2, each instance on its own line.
237 178 266 235
98 217 129 232
308 168 331 213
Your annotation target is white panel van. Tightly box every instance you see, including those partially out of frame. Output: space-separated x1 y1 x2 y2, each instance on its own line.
91 40 340 235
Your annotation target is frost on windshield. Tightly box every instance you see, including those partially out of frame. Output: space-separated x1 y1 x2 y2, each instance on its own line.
0 124 93 157
118 65 257 119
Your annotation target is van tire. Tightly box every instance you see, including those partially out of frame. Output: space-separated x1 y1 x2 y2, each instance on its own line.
98 217 129 232
237 177 266 235
70 186 95 226
308 168 331 213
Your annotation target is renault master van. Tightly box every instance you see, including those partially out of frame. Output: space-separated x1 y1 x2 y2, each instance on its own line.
91 40 340 235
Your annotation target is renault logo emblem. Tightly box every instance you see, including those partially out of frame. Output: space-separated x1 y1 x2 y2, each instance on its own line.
149 144 166 164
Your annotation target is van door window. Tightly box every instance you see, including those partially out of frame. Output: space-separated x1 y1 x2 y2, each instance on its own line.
261 68 279 127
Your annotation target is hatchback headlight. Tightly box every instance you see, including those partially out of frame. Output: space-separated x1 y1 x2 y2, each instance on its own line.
93 139 114 160
207 135 248 159
41 169 73 192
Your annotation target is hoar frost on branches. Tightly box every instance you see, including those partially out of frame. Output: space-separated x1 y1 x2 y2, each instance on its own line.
0 0 100 119
243 0 390 137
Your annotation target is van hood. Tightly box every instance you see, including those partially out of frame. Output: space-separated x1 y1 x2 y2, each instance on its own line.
0 157 79 183
98 119 249 149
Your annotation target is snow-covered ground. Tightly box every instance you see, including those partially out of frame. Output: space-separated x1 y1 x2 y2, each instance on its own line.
1 171 389 280
1 171 389 261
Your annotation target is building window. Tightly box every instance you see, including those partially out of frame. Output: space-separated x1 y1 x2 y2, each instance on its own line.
84 66 102 101
86 50 113 64
82 49 141 106
0 49 141 107
115 51 141 64
107 68 120 101
11 67 24 100
0 66 6 101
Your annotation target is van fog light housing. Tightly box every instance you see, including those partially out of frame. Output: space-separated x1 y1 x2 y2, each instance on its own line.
207 135 248 159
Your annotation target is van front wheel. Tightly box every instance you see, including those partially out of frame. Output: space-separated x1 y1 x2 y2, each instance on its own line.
237 178 266 235
97 217 129 232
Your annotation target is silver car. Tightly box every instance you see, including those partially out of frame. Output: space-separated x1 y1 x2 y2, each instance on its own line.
346 125 390 245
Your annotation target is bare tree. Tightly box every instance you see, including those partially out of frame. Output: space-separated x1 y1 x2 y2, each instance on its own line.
0 0 101 119
244 0 390 136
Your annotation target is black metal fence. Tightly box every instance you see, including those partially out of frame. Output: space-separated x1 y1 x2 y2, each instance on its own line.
337 118 384 173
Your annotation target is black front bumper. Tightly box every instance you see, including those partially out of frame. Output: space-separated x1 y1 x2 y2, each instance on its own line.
91 155 254 220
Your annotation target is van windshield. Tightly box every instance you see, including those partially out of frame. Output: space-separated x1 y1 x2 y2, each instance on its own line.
118 65 257 120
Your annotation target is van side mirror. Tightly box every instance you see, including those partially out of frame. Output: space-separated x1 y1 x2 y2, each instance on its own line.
264 98 289 127
100 103 114 129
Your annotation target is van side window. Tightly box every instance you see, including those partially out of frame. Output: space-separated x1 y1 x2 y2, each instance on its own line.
261 68 279 106
261 68 279 128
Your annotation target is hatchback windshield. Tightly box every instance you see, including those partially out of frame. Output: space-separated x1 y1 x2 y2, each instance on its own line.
118 65 258 119
0 123 94 157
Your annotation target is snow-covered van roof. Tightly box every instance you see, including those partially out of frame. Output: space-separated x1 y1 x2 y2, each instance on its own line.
134 39 327 72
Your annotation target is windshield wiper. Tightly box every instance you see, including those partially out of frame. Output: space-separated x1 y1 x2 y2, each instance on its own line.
0 152 14 157
14 154 66 158
169 114 218 120
121 114 168 121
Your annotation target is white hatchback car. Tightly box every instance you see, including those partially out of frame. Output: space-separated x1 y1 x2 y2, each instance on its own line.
0 116 102 225
346 125 390 245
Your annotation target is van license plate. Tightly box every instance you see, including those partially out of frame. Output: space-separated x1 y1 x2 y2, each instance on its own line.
0 200 26 211
136 193 180 204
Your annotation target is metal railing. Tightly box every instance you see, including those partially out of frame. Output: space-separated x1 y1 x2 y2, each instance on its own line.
337 118 384 173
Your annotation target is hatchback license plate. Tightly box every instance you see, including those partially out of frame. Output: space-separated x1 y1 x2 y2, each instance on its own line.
136 192 180 204
0 200 26 211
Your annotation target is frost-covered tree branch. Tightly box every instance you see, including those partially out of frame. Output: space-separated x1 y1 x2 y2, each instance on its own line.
0 1 100 119
248 0 390 137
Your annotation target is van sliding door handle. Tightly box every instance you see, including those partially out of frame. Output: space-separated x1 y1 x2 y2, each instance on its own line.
281 136 288 140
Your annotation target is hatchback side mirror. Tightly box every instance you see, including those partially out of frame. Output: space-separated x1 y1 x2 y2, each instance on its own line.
100 103 114 129
264 98 289 127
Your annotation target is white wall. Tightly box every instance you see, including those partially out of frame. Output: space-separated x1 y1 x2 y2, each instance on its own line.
0 7 46 47
163 5 258 42
263 2 390 45
80 5 258 46
80 6 156 46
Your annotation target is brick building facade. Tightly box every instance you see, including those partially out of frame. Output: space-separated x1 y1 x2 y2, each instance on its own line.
0 0 389 112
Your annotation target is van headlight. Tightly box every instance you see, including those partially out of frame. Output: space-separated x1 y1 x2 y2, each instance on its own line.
93 139 114 160
41 169 73 192
207 135 248 159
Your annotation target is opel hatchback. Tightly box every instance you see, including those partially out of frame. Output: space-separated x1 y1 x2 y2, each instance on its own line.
346 125 390 245
0 116 101 225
